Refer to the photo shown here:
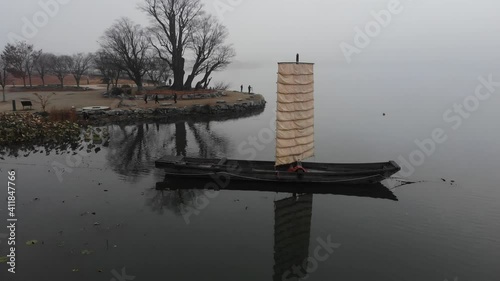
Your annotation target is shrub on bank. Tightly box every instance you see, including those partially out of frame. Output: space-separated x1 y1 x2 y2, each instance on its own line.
48 108 78 122
111 87 124 96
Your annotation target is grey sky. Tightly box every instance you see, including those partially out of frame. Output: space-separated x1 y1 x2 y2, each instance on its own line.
1 0 499 66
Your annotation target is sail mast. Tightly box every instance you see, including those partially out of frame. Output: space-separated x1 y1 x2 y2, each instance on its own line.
275 56 315 166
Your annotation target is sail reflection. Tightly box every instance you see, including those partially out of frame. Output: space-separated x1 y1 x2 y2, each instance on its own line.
273 194 313 281
152 178 397 279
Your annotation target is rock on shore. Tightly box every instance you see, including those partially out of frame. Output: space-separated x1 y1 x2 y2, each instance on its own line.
80 99 267 125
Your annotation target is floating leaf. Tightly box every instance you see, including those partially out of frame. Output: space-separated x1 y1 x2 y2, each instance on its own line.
26 240 38 245
81 249 93 255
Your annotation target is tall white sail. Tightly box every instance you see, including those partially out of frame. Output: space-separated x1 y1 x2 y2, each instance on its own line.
276 62 314 166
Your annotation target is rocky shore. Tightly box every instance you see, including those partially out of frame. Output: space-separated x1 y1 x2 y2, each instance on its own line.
79 98 267 125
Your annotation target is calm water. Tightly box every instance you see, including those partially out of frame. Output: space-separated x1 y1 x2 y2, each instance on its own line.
1 61 499 281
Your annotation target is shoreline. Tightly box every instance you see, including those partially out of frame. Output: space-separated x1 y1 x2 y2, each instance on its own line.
0 89 266 150
79 98 266 126
0 86 265 111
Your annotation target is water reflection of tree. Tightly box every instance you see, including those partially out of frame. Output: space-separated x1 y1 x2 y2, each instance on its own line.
106 121 229 182
146 188 205 215
175 122 187 156
188 121 229 158
106 123 163 182
143 120 232 215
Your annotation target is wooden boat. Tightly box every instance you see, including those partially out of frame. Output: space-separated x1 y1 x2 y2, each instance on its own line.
156 56 401 185
155 156 400 185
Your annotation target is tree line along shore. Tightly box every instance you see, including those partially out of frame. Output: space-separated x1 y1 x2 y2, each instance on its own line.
0 0 270 148
1 0 237 103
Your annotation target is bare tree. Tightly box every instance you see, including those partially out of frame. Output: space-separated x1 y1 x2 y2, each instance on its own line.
140 0 204 90
50 55 73 87
212 81 230 91
33 92 55 112
71 53 93 87
1 41 37 87
146 55 171 86
195 45 235 89
26 49 42 87
99 17 150 91
184 14 230 89
0 57 8 102
94 50 122 91
34 52 56 87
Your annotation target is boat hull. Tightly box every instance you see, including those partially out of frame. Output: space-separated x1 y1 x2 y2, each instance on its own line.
155 156 401 185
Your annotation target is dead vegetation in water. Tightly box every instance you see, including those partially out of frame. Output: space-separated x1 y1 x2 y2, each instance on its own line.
0 113 81 147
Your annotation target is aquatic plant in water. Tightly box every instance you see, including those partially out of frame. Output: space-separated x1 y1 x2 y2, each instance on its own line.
0 113 81 148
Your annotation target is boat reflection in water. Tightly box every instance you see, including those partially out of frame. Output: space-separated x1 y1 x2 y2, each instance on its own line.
155 178 397 280
155 178 398 201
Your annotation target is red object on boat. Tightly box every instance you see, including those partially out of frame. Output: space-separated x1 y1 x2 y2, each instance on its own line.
288 166 307 173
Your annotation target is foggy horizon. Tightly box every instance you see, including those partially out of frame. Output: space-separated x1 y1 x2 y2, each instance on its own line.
1 0 499 67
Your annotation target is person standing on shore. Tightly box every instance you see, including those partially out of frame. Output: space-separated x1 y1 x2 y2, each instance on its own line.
174 93 177 104
248 85 251 94
144 94 148 104
241 85 243 92
155 95 159 104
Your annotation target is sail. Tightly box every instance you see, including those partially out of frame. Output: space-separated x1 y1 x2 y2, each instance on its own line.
276 63 314 166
